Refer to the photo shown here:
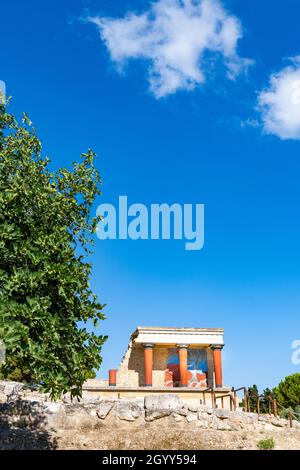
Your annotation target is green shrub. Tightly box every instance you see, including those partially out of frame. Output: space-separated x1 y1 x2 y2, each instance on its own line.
257 438 275 450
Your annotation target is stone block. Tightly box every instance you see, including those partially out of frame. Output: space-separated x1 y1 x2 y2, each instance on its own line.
215 409 230 420
0 380 24 401
115 399 143 421
144 394 183 420
186 412 198 423
96 400 115 419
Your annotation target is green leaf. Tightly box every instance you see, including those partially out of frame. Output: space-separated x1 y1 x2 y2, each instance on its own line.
0 101 107 399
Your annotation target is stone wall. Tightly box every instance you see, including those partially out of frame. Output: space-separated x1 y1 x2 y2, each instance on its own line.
1 380 300 450
152 346 169 386
1 380 299 432
117 340 141 387
117 341 170 387
81 383 232 410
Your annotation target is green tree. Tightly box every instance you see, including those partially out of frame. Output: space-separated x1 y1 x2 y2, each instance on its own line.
244 385 275 413
248 384 259 412
0 101 107 399
273 374 300 411
260 388 274 414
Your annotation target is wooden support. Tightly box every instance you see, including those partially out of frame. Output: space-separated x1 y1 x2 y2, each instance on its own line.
289 411 293 428
212 390 216 408
257 397 260 416
233 391 237 411
244 388 250 413
273 399 277 418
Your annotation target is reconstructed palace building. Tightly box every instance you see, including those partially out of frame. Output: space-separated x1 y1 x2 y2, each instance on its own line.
109 326 225 389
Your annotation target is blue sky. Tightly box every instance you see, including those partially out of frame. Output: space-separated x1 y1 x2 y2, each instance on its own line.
1 0 300 390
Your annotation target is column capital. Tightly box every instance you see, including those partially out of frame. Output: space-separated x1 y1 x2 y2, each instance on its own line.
210 344 224 351
176 343 189 349
143 343 154 349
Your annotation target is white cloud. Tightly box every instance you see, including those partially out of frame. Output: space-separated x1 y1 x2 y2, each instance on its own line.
258 57 300 140
89 0 251 98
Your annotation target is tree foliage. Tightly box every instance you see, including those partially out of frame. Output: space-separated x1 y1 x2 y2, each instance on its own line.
244 384 275 413
247 384 259 412
246 375 300 414
0 101 107 399
260 387 275 414
273 373 300 411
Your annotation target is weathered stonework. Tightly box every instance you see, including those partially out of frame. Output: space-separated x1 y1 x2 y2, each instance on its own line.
117 340 142 387
1 381 300 450
117 341 170 387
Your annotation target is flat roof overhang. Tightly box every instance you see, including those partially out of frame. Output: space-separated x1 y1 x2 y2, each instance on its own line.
131 326 224 346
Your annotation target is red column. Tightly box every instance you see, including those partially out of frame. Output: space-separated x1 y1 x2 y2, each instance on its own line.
143 343 154 386
109 369 117 386
177 344 188 387
212 345 223 388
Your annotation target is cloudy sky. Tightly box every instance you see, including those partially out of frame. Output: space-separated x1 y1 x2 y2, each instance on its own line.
1 0 300 389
